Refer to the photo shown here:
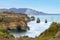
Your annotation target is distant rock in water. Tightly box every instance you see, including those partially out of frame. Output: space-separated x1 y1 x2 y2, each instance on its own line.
45 19 47 23
36 18 40 23
31 16 35 21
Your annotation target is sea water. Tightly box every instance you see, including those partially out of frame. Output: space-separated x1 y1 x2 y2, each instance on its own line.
12 15 60 38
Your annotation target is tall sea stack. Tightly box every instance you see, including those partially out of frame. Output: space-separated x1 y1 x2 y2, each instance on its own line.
36 18 40 23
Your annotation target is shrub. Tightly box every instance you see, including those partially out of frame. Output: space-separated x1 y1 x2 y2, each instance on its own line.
0 26 14 38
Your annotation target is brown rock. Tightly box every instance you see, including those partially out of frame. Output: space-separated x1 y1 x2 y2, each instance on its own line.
55 31 60 38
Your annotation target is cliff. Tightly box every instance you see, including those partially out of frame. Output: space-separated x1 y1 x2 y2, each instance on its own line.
0 11 30 32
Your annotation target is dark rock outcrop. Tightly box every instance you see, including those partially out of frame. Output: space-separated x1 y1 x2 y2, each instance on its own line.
36 18 40 23
45 19 47 23
31 16 35 21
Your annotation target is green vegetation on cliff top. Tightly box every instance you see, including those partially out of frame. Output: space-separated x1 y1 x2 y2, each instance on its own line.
34 22 60 40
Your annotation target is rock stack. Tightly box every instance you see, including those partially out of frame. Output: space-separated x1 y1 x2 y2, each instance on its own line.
45 19 47 23
36 18 40 23
31 16 35 21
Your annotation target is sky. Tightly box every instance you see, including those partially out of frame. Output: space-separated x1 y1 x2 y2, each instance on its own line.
0 0 60 14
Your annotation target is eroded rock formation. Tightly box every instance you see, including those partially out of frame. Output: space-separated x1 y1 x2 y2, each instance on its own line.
0 11 30 32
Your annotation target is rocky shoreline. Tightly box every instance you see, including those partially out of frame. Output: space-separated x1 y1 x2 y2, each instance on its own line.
0 22 60 40
0 11 60 40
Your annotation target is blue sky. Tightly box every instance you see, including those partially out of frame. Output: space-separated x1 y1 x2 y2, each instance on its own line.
0 0 60 14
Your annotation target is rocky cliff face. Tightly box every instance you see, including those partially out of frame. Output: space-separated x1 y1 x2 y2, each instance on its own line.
0 11 30 32
0 11 32 40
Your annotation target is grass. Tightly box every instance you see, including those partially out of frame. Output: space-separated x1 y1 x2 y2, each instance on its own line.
0 26 14 38
33 22 60 40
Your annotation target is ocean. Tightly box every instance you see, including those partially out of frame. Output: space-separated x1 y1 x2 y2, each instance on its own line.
12 15 60 38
